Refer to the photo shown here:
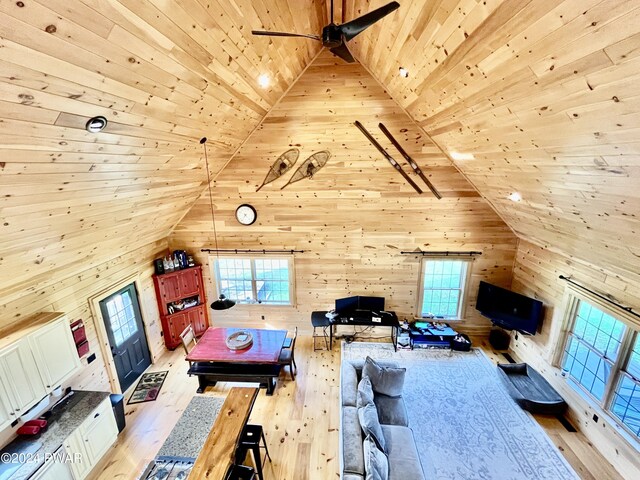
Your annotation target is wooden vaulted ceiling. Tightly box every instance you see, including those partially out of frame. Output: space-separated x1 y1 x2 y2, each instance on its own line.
1 0 639 302
345 0 640 280
0 0 325 299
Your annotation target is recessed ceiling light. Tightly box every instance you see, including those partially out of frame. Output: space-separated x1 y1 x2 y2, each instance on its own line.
85 116 107 133
508 192 522 202
398 67 409 78
449 151 475 161
258 74 270 88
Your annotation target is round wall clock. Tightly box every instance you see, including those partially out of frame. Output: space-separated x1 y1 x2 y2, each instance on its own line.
235 204 257 226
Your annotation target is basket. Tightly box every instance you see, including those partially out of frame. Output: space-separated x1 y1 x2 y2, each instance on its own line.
225 330 254 350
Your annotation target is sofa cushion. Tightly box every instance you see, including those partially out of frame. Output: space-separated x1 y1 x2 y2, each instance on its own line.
381 425 425 480
342 406 366 476
373 394 409 427
363 435 389 480
342 361 359 407
363 357 406 397
358 403 386 453
357 376 375 408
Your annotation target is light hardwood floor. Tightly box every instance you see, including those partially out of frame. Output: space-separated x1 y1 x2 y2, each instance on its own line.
92 336 623 480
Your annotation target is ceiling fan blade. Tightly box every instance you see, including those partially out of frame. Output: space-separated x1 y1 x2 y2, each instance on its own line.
339 1 400 41
251 30 321 41
330 42 355 63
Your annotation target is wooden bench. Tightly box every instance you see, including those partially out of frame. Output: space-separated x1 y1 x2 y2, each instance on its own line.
497 363 567 415
188 362 282 395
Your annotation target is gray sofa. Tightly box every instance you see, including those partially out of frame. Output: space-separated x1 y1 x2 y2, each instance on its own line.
340 359 425 480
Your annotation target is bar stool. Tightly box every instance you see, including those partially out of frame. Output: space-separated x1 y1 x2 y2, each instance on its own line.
311 312 331 351
235 424 271 480
226 464 255 480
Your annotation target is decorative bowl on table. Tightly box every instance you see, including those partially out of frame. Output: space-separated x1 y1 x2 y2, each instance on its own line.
225 330 253 350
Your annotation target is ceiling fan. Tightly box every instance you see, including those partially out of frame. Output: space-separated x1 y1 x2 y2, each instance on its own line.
251 1 400 63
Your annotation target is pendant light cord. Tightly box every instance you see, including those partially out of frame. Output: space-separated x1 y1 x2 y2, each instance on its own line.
201 137 220 258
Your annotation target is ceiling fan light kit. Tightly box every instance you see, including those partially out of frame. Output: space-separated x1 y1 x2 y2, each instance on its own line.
251 1 400 63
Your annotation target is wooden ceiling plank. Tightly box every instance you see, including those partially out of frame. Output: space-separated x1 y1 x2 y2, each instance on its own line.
0 99 60 125
0 150 173 165
0 7 194 107
0 58 136 113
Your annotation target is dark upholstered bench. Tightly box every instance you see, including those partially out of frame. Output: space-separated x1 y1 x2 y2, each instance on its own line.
188 362 282 395
497 363 567 415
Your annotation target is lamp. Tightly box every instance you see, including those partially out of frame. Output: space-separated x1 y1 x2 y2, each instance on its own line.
201 137 236 311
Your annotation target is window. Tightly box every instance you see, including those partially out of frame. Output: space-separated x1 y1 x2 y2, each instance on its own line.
560 291 640 441
417 259 470 319
212 257 294 306
611 336 640 437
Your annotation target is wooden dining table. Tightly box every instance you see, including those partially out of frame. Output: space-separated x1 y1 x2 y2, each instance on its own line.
186 327 288 394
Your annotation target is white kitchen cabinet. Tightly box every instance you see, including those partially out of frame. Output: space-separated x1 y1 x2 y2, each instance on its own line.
63 397 117 480
30 448 74 480
63 429 91 480
0 379 15 431
28 318 81 390
79 397 118 465
0 339 47 414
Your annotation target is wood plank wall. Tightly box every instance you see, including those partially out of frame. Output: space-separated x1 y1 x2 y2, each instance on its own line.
346 0 640 284
169 50 518 334
0 0 324 307
0 239 167 395
510 240 640 478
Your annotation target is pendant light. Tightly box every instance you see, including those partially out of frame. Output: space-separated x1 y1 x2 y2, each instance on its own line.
201 137 236 311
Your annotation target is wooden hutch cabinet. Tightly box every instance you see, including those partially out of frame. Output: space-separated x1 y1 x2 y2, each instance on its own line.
152 266 209 350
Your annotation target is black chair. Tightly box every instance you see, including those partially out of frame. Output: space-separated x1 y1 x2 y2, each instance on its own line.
278 326 297 380
226 464 255 480
312 314 331 351
235 424 271 480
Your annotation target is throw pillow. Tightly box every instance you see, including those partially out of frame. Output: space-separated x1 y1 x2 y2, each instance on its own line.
363 434 389 480
358 402 386 453
362 356 406 398
357 376 375 408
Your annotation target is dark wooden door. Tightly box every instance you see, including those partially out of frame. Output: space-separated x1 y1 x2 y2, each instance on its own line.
99 283 151 392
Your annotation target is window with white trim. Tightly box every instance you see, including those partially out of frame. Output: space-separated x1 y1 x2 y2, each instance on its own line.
560 292 640 441
212 256 294 306
417 259 471 319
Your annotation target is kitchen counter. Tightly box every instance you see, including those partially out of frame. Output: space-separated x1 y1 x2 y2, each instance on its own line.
0 390 110 480
156 396 224 459
138 396 224 480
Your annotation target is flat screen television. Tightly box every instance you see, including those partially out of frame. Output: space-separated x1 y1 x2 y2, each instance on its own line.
475 281 543 335
335 296 385 313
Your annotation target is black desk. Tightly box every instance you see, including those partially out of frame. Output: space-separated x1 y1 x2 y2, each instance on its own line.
311 311 400 351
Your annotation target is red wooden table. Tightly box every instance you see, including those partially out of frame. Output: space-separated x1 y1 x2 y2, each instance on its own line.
186 327 287 363
185 327 288 394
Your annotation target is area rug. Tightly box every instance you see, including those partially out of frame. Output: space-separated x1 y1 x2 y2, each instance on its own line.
127 371 169 404
342 342 580 480
156 395 225 458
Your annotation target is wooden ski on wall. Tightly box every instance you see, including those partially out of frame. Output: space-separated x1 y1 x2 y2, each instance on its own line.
354 121 423 194
378 123 442 199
